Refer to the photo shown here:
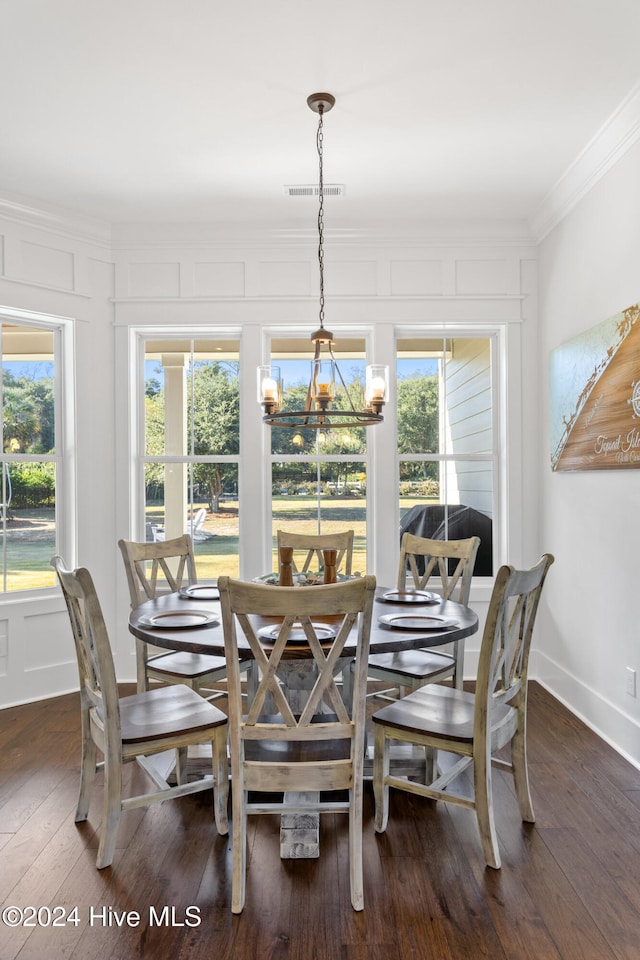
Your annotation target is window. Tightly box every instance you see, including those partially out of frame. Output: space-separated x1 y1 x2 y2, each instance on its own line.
268 335 369 573
0 315 66 592
141 337 241 578
131 325 502 585
397 336 495 576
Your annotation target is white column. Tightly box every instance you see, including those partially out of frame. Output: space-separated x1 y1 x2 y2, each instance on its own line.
368 322 398 587
161 353 187 540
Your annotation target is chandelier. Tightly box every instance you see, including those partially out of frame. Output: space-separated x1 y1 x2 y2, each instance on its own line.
258 92 388 430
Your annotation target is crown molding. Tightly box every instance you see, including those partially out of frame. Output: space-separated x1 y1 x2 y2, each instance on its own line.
0 195 111 249
530 81 640 243
110 221 535 251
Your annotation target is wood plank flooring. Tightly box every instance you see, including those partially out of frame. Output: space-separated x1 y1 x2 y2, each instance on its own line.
1 682 639 960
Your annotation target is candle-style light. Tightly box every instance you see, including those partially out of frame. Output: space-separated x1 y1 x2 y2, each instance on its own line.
257 365 282 414
258 93 388 430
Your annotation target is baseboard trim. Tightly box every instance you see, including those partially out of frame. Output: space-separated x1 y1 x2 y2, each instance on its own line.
532 650 640 771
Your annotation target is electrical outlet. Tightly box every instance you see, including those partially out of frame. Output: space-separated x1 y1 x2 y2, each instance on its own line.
626 667 636 698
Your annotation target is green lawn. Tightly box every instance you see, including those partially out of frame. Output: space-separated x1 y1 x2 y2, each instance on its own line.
1 509 57 590
171 496 434 580
0 497 436 591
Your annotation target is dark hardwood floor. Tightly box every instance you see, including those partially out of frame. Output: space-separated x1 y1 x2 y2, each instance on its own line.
1 681 640 960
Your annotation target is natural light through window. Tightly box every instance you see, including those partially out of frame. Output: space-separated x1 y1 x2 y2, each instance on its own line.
143 338 241 578
397 336 494 576
268 336 369 573
0 322 58 592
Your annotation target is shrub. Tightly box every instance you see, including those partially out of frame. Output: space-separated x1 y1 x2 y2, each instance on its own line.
7 463 56 508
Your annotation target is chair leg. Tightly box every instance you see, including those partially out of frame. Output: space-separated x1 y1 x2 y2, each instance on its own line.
474 744 501 869
231 781 247 914
136 638 150 694
342 661 354 710
348 788 364 911
424 745 436 784
452 639 465 690
511 706 535 823
246 662 259 704
212 728 229 836
373 723 390 833
175 746 189 785
96 754 123 869
75 715 97 822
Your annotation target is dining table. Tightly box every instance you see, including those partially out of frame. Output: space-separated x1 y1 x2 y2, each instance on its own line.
129 580 479 858
129 582 478 662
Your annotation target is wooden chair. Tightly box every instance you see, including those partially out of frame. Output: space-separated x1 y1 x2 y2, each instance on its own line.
276 528 355 576
52 556 229 869
372 553 554 869
365 534 481 698
218 573 377 913
118 535 249 698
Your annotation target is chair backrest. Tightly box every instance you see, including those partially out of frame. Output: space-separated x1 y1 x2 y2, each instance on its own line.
397 532 481 605
276 529 354 576
218 575 376 782
188 508 207 537
118 535 197 608
51 556 121 743
476 554 554 727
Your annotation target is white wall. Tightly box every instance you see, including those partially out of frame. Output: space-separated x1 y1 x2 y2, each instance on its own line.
537 139 640 766
0 202 116 706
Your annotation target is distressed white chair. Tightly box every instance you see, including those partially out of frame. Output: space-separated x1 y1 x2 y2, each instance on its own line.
365 534 481 699
118 535 250 698
218 573 376 913
276 528 355 577
52 555 229 869
372 553 554 869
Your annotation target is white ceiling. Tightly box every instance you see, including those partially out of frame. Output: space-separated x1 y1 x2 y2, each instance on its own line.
1 0 639 232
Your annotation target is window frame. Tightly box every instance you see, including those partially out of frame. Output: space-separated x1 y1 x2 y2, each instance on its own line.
127 319 508 593
0 304 75 596
132 328 243 574
396 331 499 576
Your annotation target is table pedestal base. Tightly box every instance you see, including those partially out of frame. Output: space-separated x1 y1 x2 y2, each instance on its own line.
280 793 320 859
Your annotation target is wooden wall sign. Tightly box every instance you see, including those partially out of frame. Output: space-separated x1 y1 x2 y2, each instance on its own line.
550 302 640 471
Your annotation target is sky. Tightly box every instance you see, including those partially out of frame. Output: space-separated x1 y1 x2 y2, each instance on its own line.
145 356 438 391
4 361 54 380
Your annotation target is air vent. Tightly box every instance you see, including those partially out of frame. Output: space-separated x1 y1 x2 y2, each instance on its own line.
284 184 345 198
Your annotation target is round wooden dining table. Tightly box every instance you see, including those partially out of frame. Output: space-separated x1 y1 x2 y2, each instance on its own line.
128 583 479 661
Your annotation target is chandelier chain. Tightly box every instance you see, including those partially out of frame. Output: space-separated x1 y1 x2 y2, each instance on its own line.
257 92 386 430
317 105 325 328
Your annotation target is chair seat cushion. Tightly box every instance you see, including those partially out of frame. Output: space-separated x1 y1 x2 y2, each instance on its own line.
115 685 228 744
372 683 514 744
147 651 227 680
367 648 455 682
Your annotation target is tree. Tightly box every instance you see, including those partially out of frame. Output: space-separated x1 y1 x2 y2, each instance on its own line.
2 370 55 453
145 377 161 398
143 362 241 511
190 362 239 511
397 373 439 481
270 365 368 463
144 390 165 492
270 382 314 455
